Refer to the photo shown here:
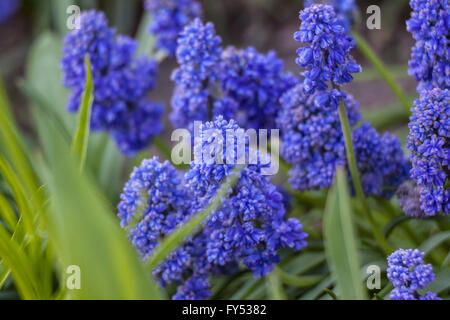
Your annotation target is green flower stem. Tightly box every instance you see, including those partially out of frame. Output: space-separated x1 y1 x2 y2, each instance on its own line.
373 283 393 300
267 269 287 300
338 100 392 256
146 166 243 270
323 288 338 300
352 31 412 115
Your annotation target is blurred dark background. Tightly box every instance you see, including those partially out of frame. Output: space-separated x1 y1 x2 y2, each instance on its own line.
0 0 416 134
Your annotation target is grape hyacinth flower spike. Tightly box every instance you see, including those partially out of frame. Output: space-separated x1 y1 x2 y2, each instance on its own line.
61 10 163 156
170 19 298 131
304 0 357 32
118 117 308 299
145 0 203 57
406 88 449 216
387 249 441 300
279 4 409 198
294 3 361 108
406 0 449 92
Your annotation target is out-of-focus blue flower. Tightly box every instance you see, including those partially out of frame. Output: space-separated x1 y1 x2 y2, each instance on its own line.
61 10 163 156
171 19 297 131
145 0 203 57
396 182 428 219
406 0 449 92
172 18 222 85
277 83 360 190
387 249 441 300
352 123 410 198
219 47 299 130
170 19 222 130
407 88 449 216
185 116 308 278
280 4 409 198
0 0 20 24
304 0 356 31
118 117 308 299
117 158 181 228
277 84 409 197
173 275 211 300
294 4 361 104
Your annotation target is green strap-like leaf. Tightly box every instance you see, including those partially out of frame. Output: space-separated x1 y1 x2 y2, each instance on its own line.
71 55 94 171
0 223 40 299
323 168 367 300
267 269 288 300
419 231 450 257
36 109 163 299
276 267 323 288
0 193 17 231
0 78 39 201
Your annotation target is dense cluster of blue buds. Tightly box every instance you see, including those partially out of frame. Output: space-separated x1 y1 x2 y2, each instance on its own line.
277 84 409 196
405 0 449 217
407 88 449 216
304 0 356 31
61 10 163 156
170 18 297 131
0 0 20 24
145 0 203 57
118 117 308 300
219 47 299 130
278 4 409 196
295 4 361 105
406 0 449 92
387 249 441 300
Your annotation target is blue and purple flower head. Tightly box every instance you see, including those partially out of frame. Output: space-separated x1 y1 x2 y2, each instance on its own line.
304 0 356 31
387 249 441 300
170 19 297 132
118 117 308 299
278 4 409 197
145 0 203 56
295 3 361 104
277 84 409 197
407 0 449 92
407 88 449 216
61 10 163 156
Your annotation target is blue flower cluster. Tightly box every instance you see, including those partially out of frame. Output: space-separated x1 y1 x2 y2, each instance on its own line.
396 181 428 219
304 0 356 31
145 0 203 57
407 88 449 216
0 0 20 24
352 123 410 198
118 117 308 300
219 47 299 130
278 4 409 197
295 4 361 102
277 84 409 196
170 19 223 130
170 19 297 131
277 84 360 190
406 0 449 93
61 10 163 156
117 158 186 257
387 249 441 300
